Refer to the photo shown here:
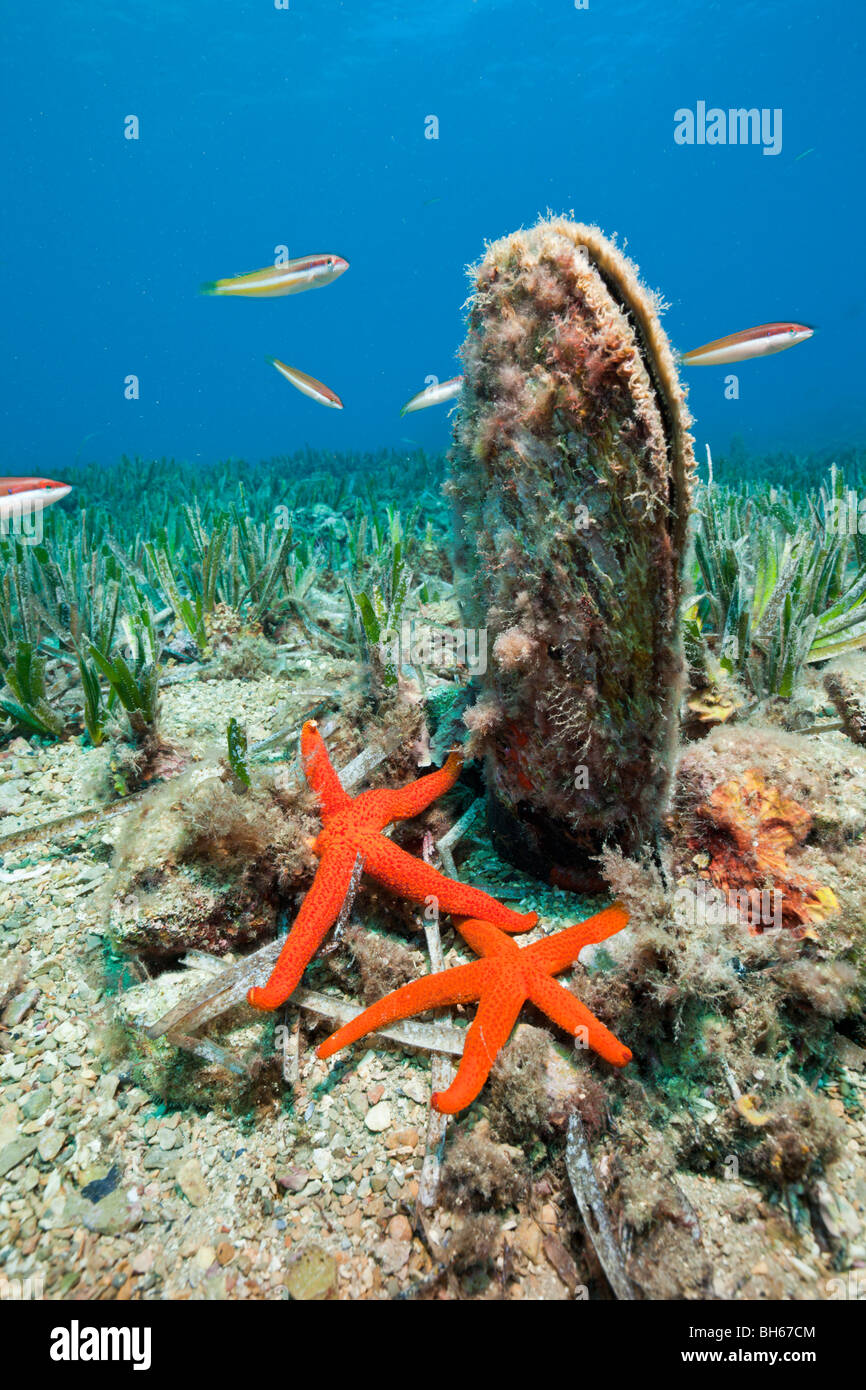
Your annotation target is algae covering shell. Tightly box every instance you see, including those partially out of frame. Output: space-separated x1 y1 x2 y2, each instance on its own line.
448 216 696 887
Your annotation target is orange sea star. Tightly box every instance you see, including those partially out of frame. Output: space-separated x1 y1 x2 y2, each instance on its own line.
317 909 632 1113
247 722 538 1011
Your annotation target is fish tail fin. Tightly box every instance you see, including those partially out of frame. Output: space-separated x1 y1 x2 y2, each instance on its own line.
199 280 220 295
264 355 276 366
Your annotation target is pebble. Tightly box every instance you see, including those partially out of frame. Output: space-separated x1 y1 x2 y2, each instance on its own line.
142 1149 177 1172
514 1218 543 1264
0 1136 39 1179
276 1168 310 1193
2 989 41 1027
365 1101 392 1133
37 1129 64 1163
386 1128 419 1150
20 1089 52 1121
378 1238 410 1275
387 1214 412 1243
399 1076 427 1104
176 1158 209 1207
284 1245 337 1301
0 1105 20 1147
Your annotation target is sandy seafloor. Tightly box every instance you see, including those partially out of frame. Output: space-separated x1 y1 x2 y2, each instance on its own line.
1 649 865 1303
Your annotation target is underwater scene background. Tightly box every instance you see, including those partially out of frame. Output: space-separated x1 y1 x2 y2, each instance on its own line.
2 0 865 468
2 0 866 1312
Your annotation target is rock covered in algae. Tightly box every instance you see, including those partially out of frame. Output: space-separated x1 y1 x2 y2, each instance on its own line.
448 216 695 886
104 763 318 958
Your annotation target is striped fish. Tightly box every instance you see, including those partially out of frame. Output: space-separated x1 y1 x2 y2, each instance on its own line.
400 375 463 416
201 254 349 298
681 322 813 367
267 357 343 409
0 477 71 519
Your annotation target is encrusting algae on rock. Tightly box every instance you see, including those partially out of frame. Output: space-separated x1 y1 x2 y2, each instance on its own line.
448 215 696 888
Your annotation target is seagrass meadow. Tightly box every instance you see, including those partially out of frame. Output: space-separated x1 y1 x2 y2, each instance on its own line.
2 439 866 1301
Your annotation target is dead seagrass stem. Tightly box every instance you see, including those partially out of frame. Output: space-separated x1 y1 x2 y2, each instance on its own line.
449 215 695 887
565 1111 634 1301
416 832 455 1212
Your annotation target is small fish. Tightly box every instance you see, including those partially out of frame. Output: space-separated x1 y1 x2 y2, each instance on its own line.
400 376 463 416
267 357 343 409
681 323 813 367
0 477 72 519
201 254 349 298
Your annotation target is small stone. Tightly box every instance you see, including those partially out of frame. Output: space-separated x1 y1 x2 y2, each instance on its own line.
378 1238 410 1275
216 1241 235 1266
276 1168 310 1193
284 1245 337 1301
311 1147 333 1180
0 1104 20 1148
0 1136 39 1179
177 1158 209 1206
2 988 40 1027
514 1217 543 1264
156 1128 176 1151
367 1084 385 1105
131 1250 154 1274
21 1089 52 1121
399 1075 427 1104
365 1101 392 1133
142 1149 177 1172
37 1129 64 1163
370 1173 388 1192
387 1214 412 1243
387 1128 419 1150
72 1188 142 1237
81 1165 120 1202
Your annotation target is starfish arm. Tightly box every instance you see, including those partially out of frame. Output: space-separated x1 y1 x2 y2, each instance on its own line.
316 960 487 1060
432 974 526 1113
248 843 358 1011
300 720 351 817
454 917 517 959
363 836 537 933
526 905 630 975
526 971 632 1066
362 749 463 826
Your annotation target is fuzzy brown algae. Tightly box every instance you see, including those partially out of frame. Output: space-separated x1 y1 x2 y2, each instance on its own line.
448 215 696 888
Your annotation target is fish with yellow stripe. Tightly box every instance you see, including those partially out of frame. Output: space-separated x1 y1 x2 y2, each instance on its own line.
267 357 343 409
201 253 349 298
681 322 813 367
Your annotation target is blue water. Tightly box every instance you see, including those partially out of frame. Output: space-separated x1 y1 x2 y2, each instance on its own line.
2 0 863 475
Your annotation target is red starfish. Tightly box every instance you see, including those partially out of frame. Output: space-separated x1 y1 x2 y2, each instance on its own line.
317 908 632 1113
247 722 538 1011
